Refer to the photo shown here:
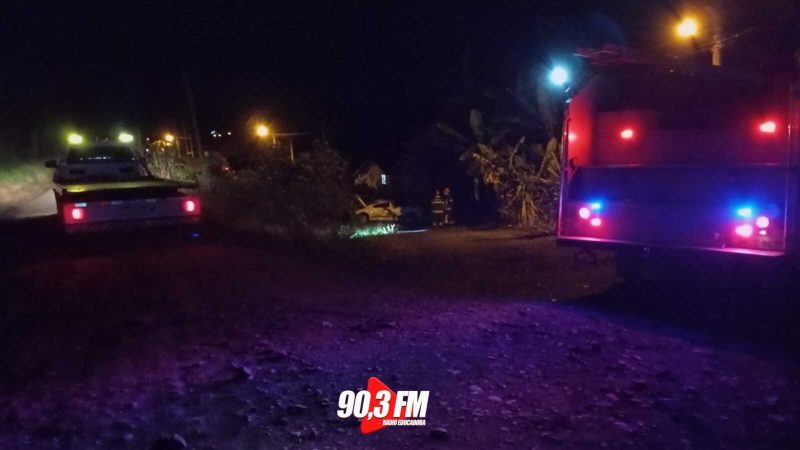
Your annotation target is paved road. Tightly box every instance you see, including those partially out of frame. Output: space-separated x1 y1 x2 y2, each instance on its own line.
0 226 798 449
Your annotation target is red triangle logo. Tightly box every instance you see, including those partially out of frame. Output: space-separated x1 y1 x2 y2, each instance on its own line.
360 377 397 434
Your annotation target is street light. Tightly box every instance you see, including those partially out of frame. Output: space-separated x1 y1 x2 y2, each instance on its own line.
676 18 699 38
164 133 175 144
549 66 570 87
255 124 269 138
67 133 84 145
676 16 721 66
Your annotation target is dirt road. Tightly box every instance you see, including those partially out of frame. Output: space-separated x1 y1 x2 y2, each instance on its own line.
0 224 798 449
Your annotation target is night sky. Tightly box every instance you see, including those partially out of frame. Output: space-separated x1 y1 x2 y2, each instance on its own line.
1 1 797 161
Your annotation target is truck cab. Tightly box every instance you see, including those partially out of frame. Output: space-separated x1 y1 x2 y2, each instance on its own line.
558 56 799 263
46 143 201 233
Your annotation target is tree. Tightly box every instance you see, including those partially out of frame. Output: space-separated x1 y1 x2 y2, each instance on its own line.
438 79 562 228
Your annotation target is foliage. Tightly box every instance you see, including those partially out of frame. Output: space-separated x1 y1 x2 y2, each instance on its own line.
439 80 562 227
347 223 398 239
462 136 560 226
145 148 203 182
200 140 352 239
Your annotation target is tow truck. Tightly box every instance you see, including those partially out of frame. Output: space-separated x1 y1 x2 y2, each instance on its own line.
45 137 201 233
557 49 799 275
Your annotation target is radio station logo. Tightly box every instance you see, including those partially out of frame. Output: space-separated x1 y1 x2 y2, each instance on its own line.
337 377 429 434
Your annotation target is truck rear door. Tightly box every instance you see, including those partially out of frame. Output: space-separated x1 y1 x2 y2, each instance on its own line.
558 65 798 255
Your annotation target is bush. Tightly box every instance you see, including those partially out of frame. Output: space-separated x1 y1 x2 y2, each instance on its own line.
145 149 204 182
200 140 352 240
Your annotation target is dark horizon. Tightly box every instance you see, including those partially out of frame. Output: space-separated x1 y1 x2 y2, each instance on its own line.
1 0 798 163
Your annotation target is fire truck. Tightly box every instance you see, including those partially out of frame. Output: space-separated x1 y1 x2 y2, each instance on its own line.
557 49 799 275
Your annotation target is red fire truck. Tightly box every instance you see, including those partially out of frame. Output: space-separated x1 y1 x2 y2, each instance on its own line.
557 50 799 274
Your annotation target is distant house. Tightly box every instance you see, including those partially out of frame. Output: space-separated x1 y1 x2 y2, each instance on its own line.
354 161 390 189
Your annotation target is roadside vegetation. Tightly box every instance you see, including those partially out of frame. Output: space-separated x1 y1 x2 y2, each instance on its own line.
0 157 53 210
438 75 563 229
150 141 353 241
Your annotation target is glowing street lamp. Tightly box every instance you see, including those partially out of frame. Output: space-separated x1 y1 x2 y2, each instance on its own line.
118 132 134 143
676 16 721 66
164 133 175 144
255 124 270 138
549 66 570 87
67 133 84 145
676 18 699 38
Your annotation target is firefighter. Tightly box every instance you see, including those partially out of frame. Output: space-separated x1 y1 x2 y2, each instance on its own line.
442 187 453 226
431 190 444 227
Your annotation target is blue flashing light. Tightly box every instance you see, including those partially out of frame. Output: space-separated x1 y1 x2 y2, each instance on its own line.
590 202 603 211
736 207 754 218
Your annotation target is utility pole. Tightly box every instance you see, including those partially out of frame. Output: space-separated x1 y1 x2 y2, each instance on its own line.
711 23 722 66
182 68 203 158
710 1 723 66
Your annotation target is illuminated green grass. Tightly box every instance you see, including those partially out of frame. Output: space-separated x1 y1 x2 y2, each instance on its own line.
349 223 398 239
0 160 43 184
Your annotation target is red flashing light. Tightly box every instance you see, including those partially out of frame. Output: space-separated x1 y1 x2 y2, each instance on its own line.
759 121 777 134
735 224 754 238
578 207 591 220
568 132 577 142
590 217 602 227
620 128 634 140
755 216 770 229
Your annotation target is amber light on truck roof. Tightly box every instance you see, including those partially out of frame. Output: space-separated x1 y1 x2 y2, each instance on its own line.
67 133 84 145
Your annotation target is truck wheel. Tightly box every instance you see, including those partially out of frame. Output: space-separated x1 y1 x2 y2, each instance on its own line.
357 213 369 225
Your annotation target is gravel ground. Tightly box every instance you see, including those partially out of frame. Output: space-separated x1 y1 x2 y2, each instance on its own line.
0 226 798 449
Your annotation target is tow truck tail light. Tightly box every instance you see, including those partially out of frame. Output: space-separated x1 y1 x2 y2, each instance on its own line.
63 203 86 224
182 197 201 215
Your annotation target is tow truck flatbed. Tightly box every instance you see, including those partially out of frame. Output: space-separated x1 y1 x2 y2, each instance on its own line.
59 179 195 194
